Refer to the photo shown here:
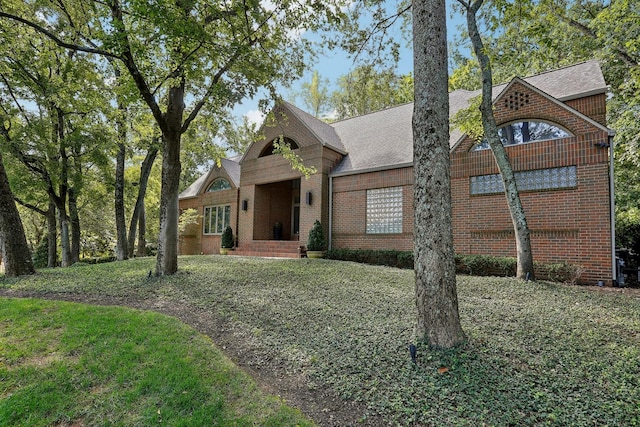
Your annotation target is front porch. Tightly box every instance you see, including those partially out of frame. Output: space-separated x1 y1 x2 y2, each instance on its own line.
251 179 301 241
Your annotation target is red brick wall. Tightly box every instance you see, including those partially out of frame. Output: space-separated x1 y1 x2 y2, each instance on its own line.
565 94 607 126
178 169 239 255
332 82 613 284
450 82 613 284
332 167 414 250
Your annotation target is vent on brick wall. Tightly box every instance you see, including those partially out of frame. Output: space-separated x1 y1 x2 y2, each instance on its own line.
504 92 530 111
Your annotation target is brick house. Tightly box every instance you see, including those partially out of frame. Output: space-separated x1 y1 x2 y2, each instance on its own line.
179 61 616 284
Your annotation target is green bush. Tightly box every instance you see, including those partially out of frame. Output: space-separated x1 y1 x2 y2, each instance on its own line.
328 250 584 284
616 215 640 262
80 256 117 265
535 262 585 285
455 254 517 277
221 226 234 249
32 236 50 269
327 249 413 269
307 220 326 251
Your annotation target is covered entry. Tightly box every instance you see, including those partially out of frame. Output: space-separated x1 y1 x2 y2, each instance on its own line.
252 178 301 241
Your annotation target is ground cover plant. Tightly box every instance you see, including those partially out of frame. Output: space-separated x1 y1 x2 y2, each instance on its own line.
1 256 639 425
0 297 312 426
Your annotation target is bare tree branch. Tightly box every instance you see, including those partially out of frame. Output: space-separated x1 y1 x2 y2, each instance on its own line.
14 197 48 216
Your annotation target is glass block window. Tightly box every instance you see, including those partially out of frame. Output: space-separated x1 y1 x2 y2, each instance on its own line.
472 121 572 151
470 166 577 195
203 205 231 235
206 178 231 192
366 187 403 234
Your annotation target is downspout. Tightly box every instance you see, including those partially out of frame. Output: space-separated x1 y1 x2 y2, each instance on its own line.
609 134 616 285
236 187 241 249
328 174 333 250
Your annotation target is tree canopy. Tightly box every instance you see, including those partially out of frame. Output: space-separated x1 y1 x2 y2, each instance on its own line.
1 0 347 275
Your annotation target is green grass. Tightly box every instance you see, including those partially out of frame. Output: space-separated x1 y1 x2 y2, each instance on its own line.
2 256 640 425
0 297 313 427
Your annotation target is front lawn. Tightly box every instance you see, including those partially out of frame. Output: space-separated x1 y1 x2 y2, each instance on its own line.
1 256 639 425
0 297 313 427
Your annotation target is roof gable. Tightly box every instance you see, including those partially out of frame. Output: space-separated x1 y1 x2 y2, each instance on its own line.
241 101 345 163
450 75 613 152
178 156 240 200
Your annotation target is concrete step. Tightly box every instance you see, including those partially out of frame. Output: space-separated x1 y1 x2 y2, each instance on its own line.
233 240 306 258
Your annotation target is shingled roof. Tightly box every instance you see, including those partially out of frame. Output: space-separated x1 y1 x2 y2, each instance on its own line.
183 61 608 188
330 60 608 175
280 101 346 154
179 155 241 199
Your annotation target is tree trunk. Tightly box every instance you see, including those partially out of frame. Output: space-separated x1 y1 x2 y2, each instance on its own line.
465 0 535 280
155 82 184 276
155 131 181 276
47 198 57 267
137 202 147 257
127 146 158 258
412 0 466 348
115 141 128 260
68 187 80 264
0 150 35 276
52 106 73 267
57 208 71 267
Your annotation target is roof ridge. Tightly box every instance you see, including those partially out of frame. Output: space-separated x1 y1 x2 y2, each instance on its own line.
519 60 599 81
329 101 414 125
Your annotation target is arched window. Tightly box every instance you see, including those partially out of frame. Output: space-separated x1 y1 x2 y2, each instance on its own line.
472 120 572 151
259 137 299 157
206 178 231 192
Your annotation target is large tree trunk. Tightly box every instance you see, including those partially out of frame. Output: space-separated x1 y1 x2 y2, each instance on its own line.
412 0 466 348
57 208 71 267
155 82 184 276
47 198 57 267
155 131 181 276
52 106 72 267
68 187 80 264
115 141 128 260
465 0 535 280
0 151 35 276
127 146 158 258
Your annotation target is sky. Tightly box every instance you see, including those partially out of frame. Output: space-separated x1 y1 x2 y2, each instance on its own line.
235 2 468 125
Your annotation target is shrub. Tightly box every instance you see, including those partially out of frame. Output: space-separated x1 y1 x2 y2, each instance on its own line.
32 236 50 269
535 262 585 285
328 250 584 284
616 213 640 265
221 226 234 249
455 254 517 277
327 249 413 269
307 220 326 251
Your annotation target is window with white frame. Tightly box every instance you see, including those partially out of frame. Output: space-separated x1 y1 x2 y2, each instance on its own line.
366 187 403 234
203 205 231 235
470 166 577 195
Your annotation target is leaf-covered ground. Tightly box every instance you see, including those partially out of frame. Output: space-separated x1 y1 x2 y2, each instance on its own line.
1 256 639 425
